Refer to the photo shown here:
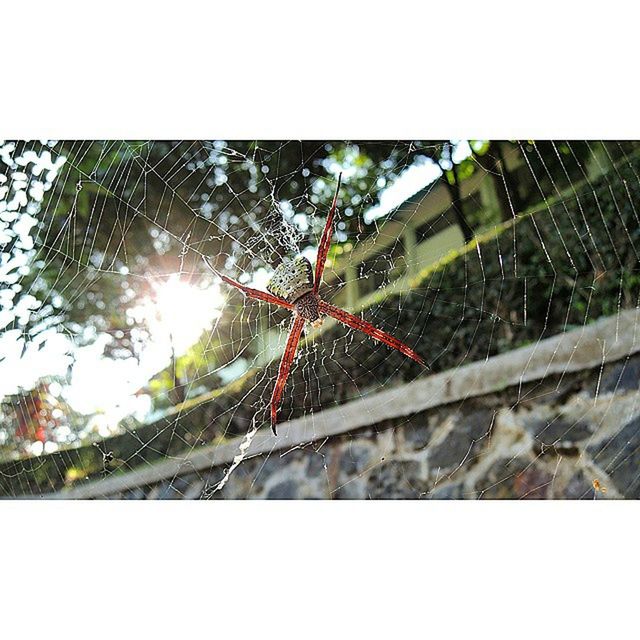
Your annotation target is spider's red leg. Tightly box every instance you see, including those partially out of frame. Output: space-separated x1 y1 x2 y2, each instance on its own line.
318 301 425 366
219 274 293 310
313 172 342 292
270 315 305 434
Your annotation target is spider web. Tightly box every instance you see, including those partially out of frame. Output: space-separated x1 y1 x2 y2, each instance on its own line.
1 140 639 500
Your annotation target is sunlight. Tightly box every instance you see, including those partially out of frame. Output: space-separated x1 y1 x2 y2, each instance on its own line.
364 158 443 223
148 274 225 356
63 276 225 421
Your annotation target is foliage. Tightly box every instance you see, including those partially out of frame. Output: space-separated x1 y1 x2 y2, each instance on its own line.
4 140 629 365
0 382 80 459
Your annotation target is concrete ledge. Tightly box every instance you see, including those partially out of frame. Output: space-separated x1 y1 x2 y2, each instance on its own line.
53 308 640 499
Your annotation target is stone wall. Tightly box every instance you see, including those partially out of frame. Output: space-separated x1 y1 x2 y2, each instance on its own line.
18 309 633 500
53 350 640 500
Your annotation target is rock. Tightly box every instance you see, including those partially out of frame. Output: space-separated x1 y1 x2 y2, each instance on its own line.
333 479 367 499
562 470 596 500
476 457 552 499
153 484 172 499
531 379 582 405
587 415 640 498
266 479 298 500
339 442 376 477
428 410 494 473
183 479 206 500
525 416 592 446
367 460 424 499
146 484 161 500
598 357 640 394
123 487 145 500
307 450 330 476
513 466 554 499
429 483 464 499
298 482 328 499
402 412 433 450
156 479 190 499
257 455 286 479
219 456 276 497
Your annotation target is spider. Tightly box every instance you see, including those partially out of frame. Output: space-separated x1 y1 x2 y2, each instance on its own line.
218 173 425 434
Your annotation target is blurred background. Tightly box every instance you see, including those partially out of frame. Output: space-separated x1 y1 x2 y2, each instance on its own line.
1 140 638 497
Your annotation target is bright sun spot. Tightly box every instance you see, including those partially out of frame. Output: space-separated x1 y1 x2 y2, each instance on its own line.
63 276 225 423
146 275 225 356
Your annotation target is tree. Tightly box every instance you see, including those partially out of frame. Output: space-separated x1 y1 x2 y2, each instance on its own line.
2 140 446 354
3 139 624 377
0 382 78 458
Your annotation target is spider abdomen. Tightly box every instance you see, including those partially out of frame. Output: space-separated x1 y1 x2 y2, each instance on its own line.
267 256 314 302
293 291 321 323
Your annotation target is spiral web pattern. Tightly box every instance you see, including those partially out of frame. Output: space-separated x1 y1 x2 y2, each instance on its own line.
1 140 639 499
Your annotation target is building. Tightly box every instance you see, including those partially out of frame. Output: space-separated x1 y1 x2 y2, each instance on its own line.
255 142 526 364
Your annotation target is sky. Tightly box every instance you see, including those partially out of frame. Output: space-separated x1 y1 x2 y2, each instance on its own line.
0 141 466 450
